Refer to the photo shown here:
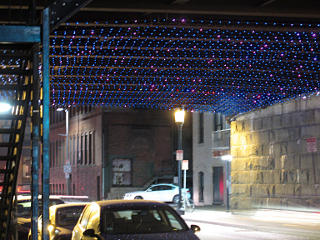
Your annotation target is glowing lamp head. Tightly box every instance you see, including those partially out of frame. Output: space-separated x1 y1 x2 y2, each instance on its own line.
174 109 185 124
0 102 12 113
221 155 232 161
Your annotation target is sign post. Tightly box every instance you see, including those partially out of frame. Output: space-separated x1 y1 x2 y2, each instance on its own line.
182 160 188 191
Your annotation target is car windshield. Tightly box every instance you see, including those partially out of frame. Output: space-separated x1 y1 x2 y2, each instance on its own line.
56 206 85 227
15 200 31 217
15 198 65 217
101 205 188 234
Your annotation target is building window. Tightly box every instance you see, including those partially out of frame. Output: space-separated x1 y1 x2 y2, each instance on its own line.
213 113 230 131
72 135 75 165
85 133 88 165
112 158 131 186
92 131 95 165
77 134 80 165
80 134 84 165
58 140 62 167
62 138 65 167
52 142 55 167
89 132 92 165
199 171 204 202
199 113 204 143
50 142 52 168
55 140 58 167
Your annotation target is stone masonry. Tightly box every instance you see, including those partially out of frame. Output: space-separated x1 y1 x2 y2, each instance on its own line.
231 95 320 210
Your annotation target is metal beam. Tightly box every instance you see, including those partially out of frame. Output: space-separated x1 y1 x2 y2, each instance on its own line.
0 26 40 43
42 7 50 240
31 44 40 240
49 0 93 31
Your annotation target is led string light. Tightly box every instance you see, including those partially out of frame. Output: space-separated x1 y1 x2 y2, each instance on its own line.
50 17 320 115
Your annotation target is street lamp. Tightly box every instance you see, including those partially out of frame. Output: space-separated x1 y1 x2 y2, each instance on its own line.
174 109 185 212
221 154 232 211
0 102 12 113
57 107 71 195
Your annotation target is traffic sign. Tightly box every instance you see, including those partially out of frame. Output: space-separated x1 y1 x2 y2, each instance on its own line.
182 160 189 170
176 150 183 160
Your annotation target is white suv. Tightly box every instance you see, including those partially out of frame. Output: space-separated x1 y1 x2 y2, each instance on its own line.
123 183 191 203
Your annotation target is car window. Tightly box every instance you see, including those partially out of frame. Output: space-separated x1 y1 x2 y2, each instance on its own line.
164 209 185 230
56 206 85 227
162 185 172 190
100 205 188 234
15 200 31 217
14 198 65 217
150 186 161 191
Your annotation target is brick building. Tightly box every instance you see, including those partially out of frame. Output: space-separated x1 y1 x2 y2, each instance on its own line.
49 107 192 200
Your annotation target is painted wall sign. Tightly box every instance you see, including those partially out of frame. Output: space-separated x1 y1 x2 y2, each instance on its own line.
306 137 317 152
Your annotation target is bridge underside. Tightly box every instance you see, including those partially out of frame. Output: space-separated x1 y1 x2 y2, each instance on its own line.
0 1 319 116
50 14 319 115
0 1 319 239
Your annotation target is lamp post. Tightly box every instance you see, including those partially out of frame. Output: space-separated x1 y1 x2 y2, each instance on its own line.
174 109 185 212
221 154 232 211
57 107 71 195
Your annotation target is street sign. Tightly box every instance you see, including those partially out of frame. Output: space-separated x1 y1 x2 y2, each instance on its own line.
306 137 317 152
182 160 189 170
176 150 183 160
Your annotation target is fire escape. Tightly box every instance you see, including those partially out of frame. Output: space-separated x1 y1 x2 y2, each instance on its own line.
0 1 92 239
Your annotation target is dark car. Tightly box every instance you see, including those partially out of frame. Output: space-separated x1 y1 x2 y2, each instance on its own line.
72 200 200 240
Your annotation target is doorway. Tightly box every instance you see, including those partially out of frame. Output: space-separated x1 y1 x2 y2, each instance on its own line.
213 166 224 204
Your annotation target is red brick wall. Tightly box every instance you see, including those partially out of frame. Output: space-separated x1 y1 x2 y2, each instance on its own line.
105 111 174 186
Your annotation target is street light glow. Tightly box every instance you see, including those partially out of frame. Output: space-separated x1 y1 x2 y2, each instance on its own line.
175 109 185 124
221 155 232 161
0 102 12 113
56 107 64 111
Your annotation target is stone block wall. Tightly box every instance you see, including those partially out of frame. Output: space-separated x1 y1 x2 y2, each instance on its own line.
231 95 320 209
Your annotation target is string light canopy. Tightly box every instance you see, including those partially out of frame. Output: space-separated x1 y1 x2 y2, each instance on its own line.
50 16 320 116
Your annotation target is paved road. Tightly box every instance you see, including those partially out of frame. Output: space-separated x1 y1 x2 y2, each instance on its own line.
181 208 320 240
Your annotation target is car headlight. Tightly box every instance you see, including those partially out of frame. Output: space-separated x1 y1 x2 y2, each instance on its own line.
48 224 60 236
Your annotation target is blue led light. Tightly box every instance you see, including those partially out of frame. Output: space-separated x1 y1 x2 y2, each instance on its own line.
50 17 320 115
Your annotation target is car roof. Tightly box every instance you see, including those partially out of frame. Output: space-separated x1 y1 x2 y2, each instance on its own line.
50 202 88 210
16 194 89 201
16 195 66 201
149 183 177 187
93 199 168 208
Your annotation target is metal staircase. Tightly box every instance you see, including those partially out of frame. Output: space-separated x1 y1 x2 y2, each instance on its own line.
0 44 34 239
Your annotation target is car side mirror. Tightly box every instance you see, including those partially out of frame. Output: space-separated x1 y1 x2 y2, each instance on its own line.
191 224 200 233
83 229 100 239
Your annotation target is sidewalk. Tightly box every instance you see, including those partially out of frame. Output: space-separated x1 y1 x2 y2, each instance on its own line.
182 205 320 227
181 206 320 240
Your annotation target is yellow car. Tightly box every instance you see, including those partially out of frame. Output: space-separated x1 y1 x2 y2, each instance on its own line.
28 202 87 240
